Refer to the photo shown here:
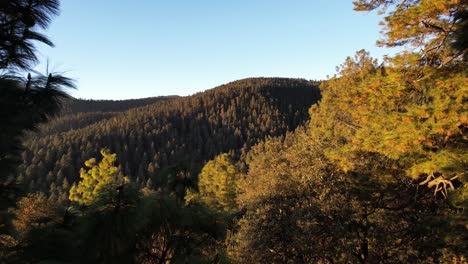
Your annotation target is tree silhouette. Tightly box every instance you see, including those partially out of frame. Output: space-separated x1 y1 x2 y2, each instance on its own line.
0 0 75 208
0 0 59 71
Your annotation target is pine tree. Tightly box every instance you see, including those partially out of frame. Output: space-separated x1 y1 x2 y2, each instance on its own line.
61 177 69 191
353 0 467 66
69 149 128 206
0 0 75 208
340 0 468 201
186 153 239 213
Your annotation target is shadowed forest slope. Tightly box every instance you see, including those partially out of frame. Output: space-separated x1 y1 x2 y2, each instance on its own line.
63 96 179 114
34 96 178 136
18 78 320 202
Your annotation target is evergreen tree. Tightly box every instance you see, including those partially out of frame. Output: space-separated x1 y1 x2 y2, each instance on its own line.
69 149 128 206
186 153 239 213
19 78 319 200
353 0 467 66
231 1 467 262
0 0 75 208
333 0 468 209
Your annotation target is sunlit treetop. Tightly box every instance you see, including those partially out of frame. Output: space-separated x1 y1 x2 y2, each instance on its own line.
311 1 467 202
354 0 467 66
69 149 129 206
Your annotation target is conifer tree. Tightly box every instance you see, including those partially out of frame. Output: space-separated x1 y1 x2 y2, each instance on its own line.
353 0 467 66
69 149 128 206
301 1 467 260
187 153 239 213
0 0 75 208
310 0 468 204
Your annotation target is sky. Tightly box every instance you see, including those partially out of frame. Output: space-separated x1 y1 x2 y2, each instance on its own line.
35 0 393 100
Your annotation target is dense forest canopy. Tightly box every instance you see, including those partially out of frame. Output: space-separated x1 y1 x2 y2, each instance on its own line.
1 0 467 263
62 96 179 114
18 77 320 203
33 96 177 136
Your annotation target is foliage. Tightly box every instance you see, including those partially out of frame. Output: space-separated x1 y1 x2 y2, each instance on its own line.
4 150 228 263
135 189 228 264
233 128 465 263
10 192 62 237
0 0 59 71
187 153 239 213
3 1 466 263
347 0 467 210
231 0 467 262
69 148 128 206
62 96 178 114
311 49 467 201
0 0 75 209
79 183 228 264
353 0 467 66
18 78 320 203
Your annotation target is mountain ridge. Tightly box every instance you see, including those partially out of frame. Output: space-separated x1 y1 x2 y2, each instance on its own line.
19 77 321 202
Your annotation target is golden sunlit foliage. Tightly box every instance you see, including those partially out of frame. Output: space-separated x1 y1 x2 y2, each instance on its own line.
233 128 460 263
11 193 61 237
233 0 467 262
186 153 239 213
312 49 467 200
313 0 468 204
69 149 128 205
2 0 467 263
354 0 467 66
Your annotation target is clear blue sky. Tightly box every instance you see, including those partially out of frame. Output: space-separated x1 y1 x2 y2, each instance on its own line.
35 0 392 99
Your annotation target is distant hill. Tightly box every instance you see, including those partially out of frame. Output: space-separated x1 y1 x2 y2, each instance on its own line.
18 78 321 202
35 96 177 136
62 96 179 114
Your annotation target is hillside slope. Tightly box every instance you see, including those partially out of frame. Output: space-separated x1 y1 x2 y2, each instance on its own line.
18 78 320 202
63 96 179 114
35 96 177 136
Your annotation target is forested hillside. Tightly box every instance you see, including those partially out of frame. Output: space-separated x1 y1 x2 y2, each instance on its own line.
18 78 320 203
2 0 466 263
34 96 177 136
63 96 179 114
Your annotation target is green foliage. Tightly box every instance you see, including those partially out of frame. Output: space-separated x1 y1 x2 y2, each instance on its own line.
4 150 228 263
69 149 128 206
1 192 78 263
78 184 142 264
72 187 228 263
0 0 76 245
10 225 79 264
187 153 239 213
136 189 228 264
63 96 178 114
